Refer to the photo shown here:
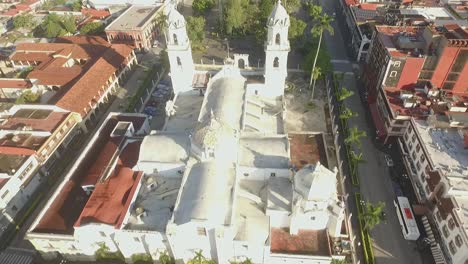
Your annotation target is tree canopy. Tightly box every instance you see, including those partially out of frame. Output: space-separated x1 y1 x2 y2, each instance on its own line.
186 16 206 49
289 17 306 42
80 22 105 35
192 0 215 14
71 0 82 11
13 13 36 29
360 201 385 230
15 90 40 104
36 14 77 38
224 0 248 35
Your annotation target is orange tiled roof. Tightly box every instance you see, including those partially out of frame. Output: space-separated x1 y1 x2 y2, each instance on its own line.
55 44 133 116
12 37 133 117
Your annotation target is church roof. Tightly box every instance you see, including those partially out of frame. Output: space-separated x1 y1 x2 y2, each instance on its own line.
268 0 290 27
174 161 235 225
293 162 336 201
138 132 190 164
198 67 246 130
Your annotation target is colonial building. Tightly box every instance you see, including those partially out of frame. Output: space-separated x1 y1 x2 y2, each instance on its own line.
24 2 351 263
8 36 137 132
398 117 468 264
105 5 163 51
363 25 468 141
0 104 81 247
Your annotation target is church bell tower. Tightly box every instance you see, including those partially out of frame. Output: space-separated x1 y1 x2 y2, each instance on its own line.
264 0 290 98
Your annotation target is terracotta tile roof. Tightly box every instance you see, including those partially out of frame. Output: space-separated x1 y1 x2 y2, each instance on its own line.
0 111 68 132
0 146 35 156
0 134 47 151
80 136 124 187
31 115 145 234
75 169 142 228
359 3 379 10
344 0 359 6
81 8 111 19
55 36 109 45
32 181 88 234
289 133 328 170
0 79 32 89
270 228 332 256
55 44 133 116
12 39 132 116
396 57 425 90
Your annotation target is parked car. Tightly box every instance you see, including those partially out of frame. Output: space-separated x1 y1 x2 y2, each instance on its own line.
384 154 394 167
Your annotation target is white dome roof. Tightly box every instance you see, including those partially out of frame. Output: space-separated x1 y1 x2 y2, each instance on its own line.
166 5 186 29
267 0 289 27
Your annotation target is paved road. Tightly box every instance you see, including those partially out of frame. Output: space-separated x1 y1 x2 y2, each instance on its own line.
318 0 425 263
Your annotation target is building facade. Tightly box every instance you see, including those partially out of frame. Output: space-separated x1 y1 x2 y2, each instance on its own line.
105 5 163 51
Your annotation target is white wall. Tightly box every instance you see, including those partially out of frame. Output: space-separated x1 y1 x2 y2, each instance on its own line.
135 162 185 177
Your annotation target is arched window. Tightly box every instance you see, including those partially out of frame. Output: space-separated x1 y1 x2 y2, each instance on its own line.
177 57 182 66
275 33 280 45
173 33 178 45
273 57 279 68
238 59 245 69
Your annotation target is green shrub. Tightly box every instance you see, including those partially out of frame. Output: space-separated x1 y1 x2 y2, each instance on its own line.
131 253 153 263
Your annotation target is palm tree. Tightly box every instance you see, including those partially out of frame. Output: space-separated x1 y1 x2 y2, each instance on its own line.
344 127 366 147
154 12 168 34
336 87 354 102
350 151 365 175
360 201 385 230
339 107 358 120
159 251 175 264
309 5 334 99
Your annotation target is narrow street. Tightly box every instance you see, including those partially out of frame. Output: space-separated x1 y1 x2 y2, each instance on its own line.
318 0 426 263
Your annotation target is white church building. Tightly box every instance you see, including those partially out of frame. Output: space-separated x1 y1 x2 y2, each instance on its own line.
24 2 351 264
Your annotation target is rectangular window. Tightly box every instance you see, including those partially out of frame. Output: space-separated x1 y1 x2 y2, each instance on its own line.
390 71 397 77
134 237 140 242
412 134 416 143
99 231 106 237
416 144 421 153
443 225 449 238
1 190 9 199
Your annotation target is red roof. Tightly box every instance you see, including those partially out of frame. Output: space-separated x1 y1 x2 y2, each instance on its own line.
80 136 124 186
396 57 424 90
344 0 359 6
0 79 32 89
431 47 459 88
0 146 35 156
0 111 68 132
359 3 379 10
289 133 328 170
270 228 332 256
75 169 142 228
453 60 468 95
81 8 110 19
54 44 133 117
12 38 133 117
32 115 145 234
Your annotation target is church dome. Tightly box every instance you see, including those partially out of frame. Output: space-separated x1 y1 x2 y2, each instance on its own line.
192 116 234 149
267 0 289 27
166 5 186 29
